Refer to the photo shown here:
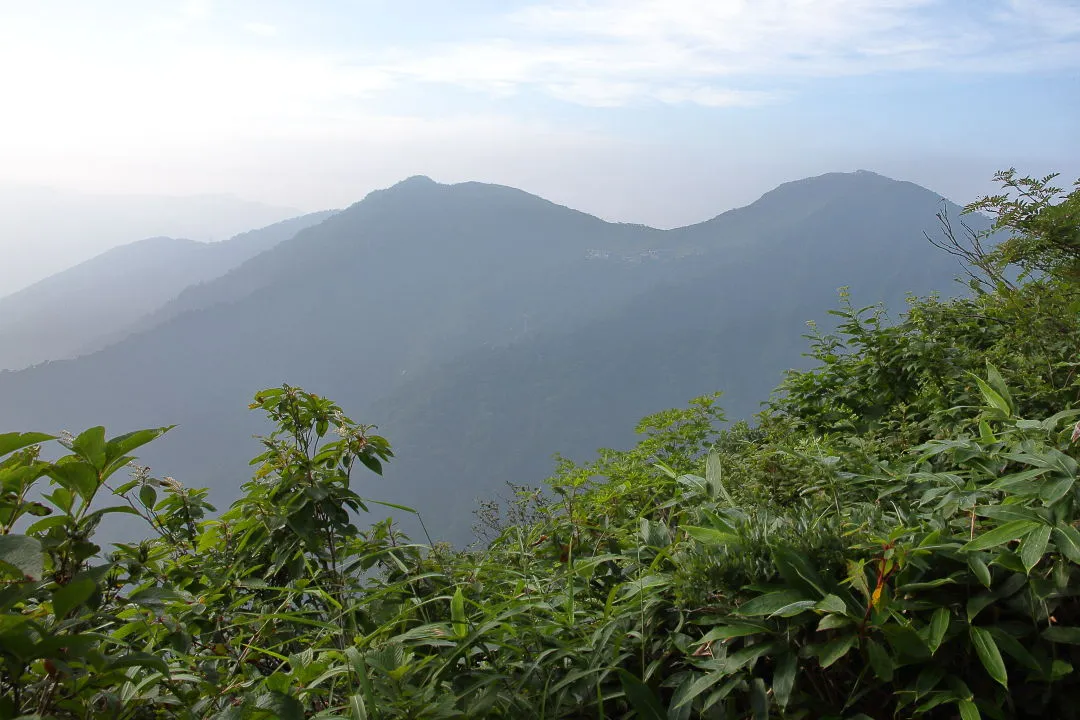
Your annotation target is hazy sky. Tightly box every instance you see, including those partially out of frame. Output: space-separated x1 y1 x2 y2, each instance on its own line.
2 0 1078 232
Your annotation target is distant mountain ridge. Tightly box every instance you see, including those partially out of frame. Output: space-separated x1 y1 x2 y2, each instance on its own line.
0 170 984 545
0 210 337 370
0 185 303 296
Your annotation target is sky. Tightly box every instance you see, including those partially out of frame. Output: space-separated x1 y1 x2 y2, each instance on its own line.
1 0 1078 246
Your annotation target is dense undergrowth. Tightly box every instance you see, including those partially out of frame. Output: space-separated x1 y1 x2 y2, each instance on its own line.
2 169 1080 718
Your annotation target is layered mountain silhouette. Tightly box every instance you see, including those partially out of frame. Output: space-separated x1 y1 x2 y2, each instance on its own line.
0 171 985 544
0 186 301 297
0 211 337 370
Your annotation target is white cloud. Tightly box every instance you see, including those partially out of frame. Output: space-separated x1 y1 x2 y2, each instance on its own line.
383 0 1080 106
243 22 279 38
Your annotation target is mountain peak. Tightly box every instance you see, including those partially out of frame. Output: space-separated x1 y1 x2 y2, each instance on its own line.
395 175 438 188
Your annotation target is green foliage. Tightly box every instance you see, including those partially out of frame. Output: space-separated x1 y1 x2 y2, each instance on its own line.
3 168 1080 718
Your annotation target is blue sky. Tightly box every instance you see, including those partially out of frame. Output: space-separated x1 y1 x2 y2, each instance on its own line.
1 0 1077 228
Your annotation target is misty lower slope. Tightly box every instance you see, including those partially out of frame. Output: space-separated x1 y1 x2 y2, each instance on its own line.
0 186 301 298
0 211 337 370
0 171 983 544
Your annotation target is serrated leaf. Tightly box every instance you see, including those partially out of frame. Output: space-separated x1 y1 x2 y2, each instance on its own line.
970 626 1008 688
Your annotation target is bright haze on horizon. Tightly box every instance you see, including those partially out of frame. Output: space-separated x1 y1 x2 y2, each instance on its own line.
1 0 1078 293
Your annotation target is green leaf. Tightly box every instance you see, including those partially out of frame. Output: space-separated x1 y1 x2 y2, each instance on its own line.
1039 476 1074 504
696 622 769 644
737 589 809 617
104 427 172 466
1020 524 1052 572
1054 524 1080 563
253 691 304 720
970 371 1011 417
348 694 368 720
672 669 735 711
52 578 96 619
968 555 992 588
770 600 818 618
815 594 847 614
962 520 1041 552
683 525 739 545
451 587 467 639
984 362 1014 415
617 669 665 720
866 639 894 681
987 627 1041 671
970 626 1008 689
817 614 851 632
928 608 950 654
108 651 170 676
0 431 54 458
750 678 769 720
958 699 981 720
71 426 107 470
139 484 157 510
0 534 44 581
47 460 100 503
128 587 183 607
1043 626 1080 645
772 653 797 710
818 633 856 668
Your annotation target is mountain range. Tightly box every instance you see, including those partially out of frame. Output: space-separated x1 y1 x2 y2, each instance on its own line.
0 211 337 370
0 170 985 544
0 186 302 297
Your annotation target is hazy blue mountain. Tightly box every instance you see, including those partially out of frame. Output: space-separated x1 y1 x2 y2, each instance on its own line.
0 171 984 545
0 185 302 297
0 211 337 370
370 170 986 540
